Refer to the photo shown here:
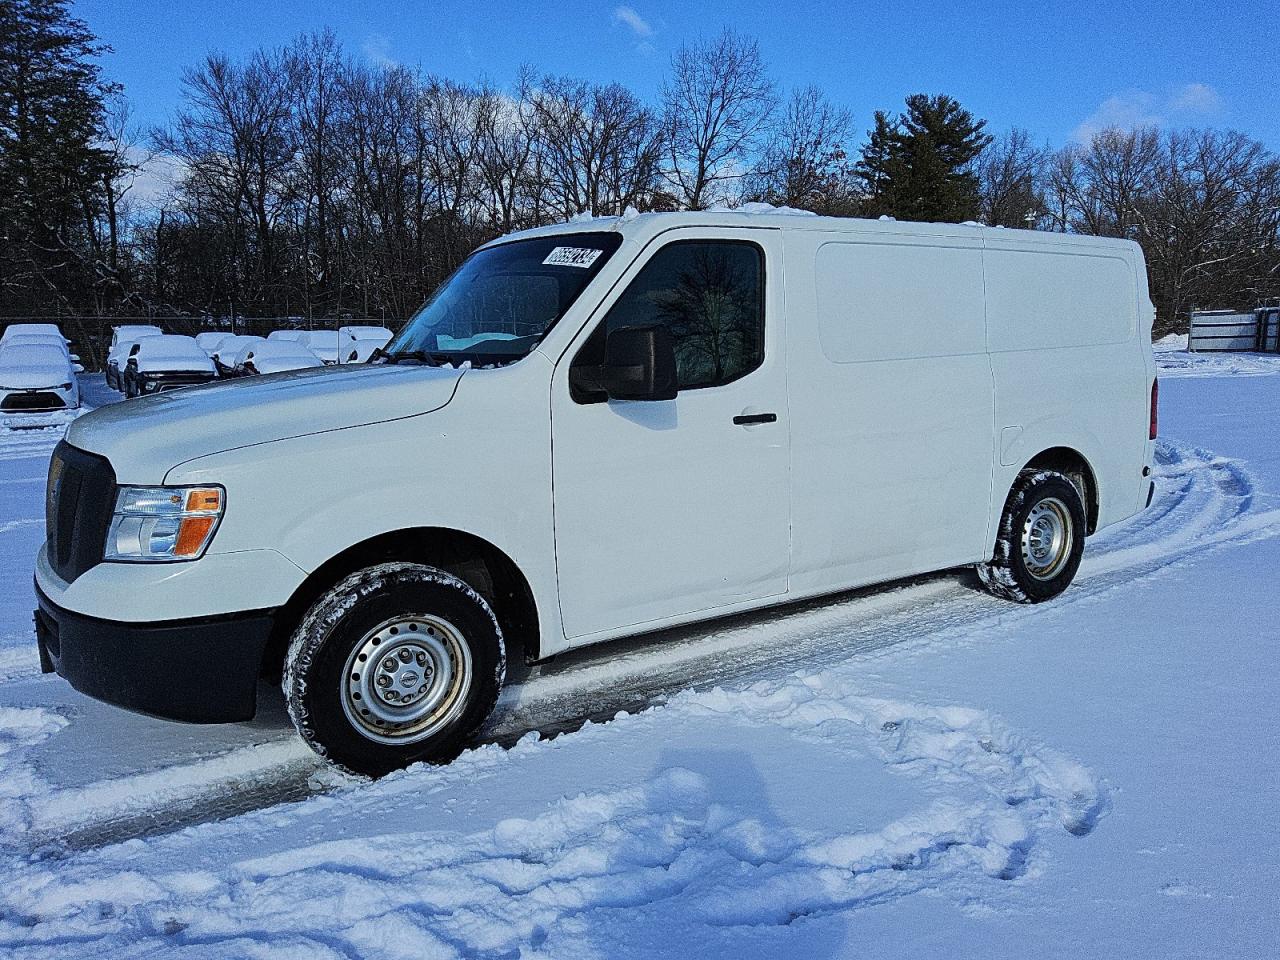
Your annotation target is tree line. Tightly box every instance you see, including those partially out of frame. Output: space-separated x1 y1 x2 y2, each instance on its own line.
2 0 1278 336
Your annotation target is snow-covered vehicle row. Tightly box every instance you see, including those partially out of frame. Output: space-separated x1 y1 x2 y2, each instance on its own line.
103 324 394 391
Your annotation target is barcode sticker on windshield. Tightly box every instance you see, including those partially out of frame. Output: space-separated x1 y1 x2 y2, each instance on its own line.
543 246 603 268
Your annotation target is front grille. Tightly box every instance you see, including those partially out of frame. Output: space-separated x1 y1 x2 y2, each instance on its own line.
46 441 116 584
2 392 66 411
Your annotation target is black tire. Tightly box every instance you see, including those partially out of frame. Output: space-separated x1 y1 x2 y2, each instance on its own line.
283 562 505 776
977 469 1086 603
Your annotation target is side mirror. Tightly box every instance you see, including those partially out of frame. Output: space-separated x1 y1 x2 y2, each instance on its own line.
600 324 677 402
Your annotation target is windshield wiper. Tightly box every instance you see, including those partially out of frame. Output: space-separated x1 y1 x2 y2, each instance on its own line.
385 349 445 366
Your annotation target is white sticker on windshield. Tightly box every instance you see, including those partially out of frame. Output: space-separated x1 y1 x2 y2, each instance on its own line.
543 246 603 268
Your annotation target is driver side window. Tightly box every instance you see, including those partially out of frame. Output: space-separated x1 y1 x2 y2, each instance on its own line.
572 239 765 402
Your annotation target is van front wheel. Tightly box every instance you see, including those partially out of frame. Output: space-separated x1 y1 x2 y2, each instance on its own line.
283 562 505 776
977 469 1085 604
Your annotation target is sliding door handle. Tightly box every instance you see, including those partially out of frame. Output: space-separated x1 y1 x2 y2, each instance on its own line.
733 412 778 425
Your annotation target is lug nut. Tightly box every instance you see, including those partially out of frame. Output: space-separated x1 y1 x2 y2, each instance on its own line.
382 658 397 672
415 652 427 666
376 675 390 688
385 690 399 701
398 649 413 663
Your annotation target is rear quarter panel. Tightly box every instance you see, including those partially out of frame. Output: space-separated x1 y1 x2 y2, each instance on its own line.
984 234 1153 532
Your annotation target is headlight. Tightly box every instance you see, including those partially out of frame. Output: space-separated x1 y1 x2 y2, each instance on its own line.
105 485 225 561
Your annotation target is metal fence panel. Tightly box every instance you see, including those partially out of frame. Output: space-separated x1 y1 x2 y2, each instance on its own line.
1189 311 1260 352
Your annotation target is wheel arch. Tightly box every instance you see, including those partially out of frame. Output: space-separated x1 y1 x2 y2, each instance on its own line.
1018 446 1099 534
262 526 540 680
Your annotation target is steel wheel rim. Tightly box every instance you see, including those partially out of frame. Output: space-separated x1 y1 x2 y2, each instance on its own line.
1021 496 1073 581
340 614 473 745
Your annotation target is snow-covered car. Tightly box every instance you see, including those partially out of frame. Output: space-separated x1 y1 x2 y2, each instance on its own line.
340 324 394 344
341 337 389 364
233 340 324 376
0 342 80 412
106 325 164 391
209 335 266 376
35 211 1158 776
298 329 341 363
122 335 217 398
110 324 162 351
267 329 307 342
1 322 68 346
195 332 231 355
338 325 393 363
0 333 83 369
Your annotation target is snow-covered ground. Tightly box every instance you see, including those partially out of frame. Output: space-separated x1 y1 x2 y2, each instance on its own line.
1 363 1278 958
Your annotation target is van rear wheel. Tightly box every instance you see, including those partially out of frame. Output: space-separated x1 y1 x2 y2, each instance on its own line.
977 469 1085 603
283 562 505 776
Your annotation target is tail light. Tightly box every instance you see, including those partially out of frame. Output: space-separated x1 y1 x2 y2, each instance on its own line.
1149 378 1159 440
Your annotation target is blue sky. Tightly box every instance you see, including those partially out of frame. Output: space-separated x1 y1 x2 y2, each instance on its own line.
78 0 1279 150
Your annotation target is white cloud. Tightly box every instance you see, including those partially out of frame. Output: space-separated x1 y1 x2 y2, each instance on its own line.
361 35 397 69
613 5 654 39
1169 82 1223 114
1073 83 1225 142
121 147 185 211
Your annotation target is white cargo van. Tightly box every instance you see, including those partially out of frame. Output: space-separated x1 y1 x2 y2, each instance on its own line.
34 211 1157 774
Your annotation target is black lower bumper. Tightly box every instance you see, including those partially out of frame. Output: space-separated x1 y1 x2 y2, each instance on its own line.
35 585 276 723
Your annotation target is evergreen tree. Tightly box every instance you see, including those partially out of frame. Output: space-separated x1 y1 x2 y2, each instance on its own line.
854 94 992 222
0 0 118 310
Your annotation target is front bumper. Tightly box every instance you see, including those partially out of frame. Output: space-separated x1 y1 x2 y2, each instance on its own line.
0 386 75 412
35 583 276 722
135 370 218 394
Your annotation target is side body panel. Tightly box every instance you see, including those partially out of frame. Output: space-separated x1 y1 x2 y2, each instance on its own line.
786 226 995 593
984 234 1153 533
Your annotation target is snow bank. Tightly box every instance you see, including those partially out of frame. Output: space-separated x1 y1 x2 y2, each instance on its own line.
0 706 67 846
1156 346 1280 378
0 677 1104 958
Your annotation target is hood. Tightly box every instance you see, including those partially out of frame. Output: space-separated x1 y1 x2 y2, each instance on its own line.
252 357 322 375
0 361 72 389
67 362 465 479
136 355 216 375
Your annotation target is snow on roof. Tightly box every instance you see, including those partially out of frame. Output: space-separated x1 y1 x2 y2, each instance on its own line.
239 340 318 361
0 342 71 366
2 323 63 342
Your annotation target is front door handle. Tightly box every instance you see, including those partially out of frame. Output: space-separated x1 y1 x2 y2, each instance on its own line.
733 412 778 425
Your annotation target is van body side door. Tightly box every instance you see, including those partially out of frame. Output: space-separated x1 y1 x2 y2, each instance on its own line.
549 228 790 642
786 230 995 591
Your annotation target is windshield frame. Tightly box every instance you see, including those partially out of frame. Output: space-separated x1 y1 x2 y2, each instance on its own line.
387 230 624 366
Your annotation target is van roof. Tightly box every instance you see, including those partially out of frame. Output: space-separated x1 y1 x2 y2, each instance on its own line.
485 207 1141 255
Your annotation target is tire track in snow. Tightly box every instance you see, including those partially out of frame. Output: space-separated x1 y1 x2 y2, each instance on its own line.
17 439 1280 853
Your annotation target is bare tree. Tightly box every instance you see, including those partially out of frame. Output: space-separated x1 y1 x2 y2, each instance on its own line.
661 29 775 209
156 50 297 305
1047 127 1162 237
530 75 662 219
1139 129 1280 328
1047 126 1280 334
285 30 345 315
975 128 1048 227
746 85 855 212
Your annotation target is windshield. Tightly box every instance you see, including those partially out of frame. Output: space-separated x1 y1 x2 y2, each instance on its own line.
388 232 622 364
